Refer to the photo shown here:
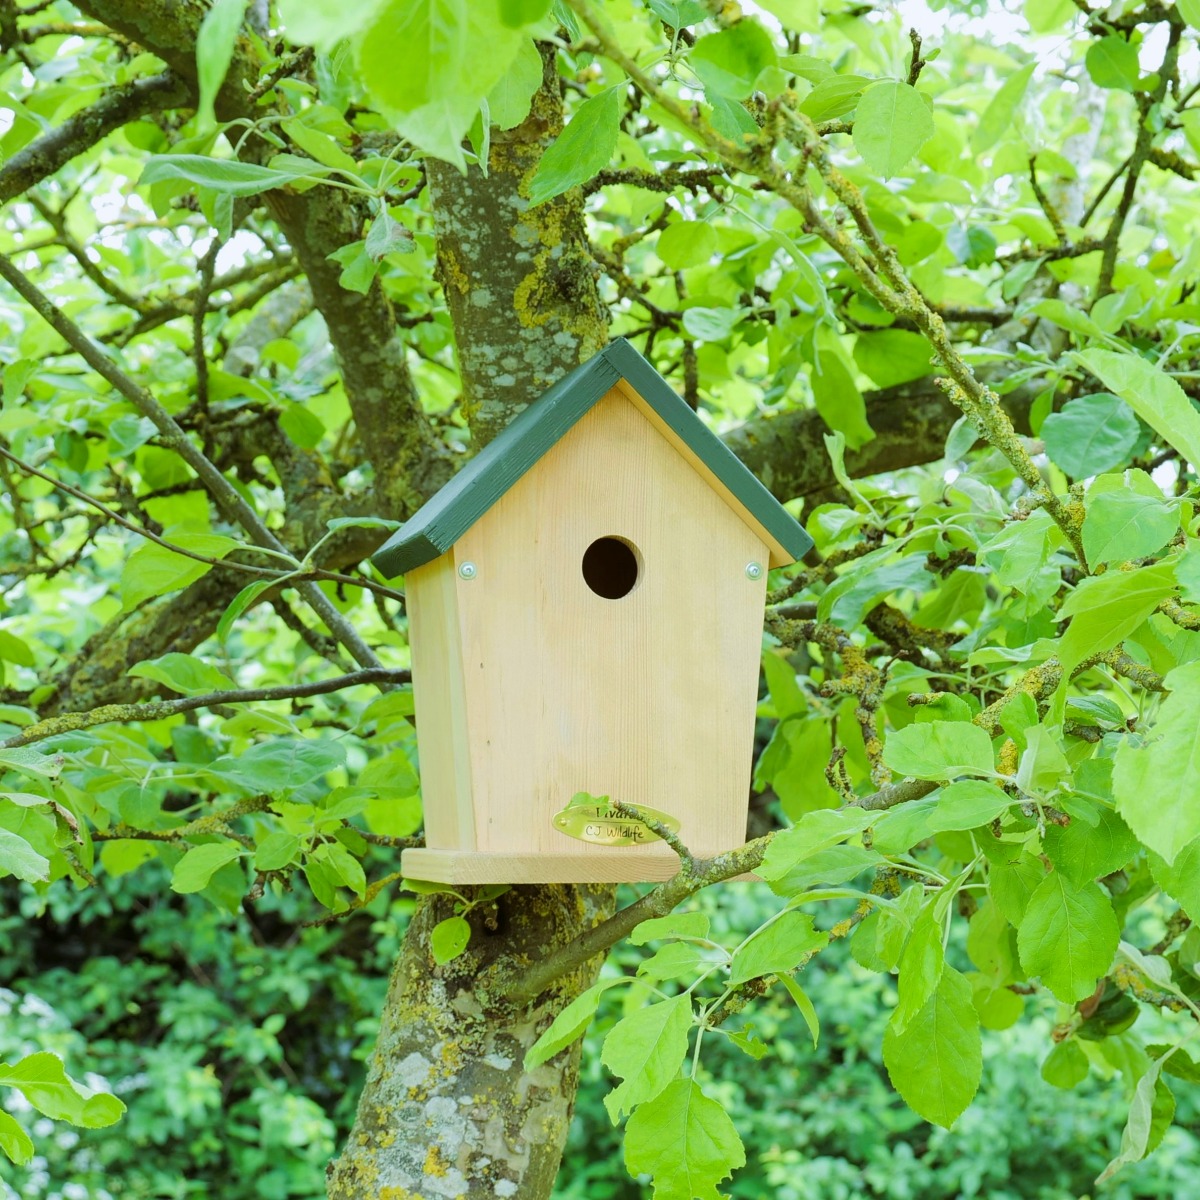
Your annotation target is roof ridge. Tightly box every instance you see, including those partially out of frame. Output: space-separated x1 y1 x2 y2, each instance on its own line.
372 338 812 577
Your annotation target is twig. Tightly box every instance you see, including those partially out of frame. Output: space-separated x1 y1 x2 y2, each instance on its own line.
611 801 696 872
0 444 405 604
1029 155 1068 244
906 29 926 86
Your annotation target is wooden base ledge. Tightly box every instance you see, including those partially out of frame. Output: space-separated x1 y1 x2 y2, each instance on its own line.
401 848 759 885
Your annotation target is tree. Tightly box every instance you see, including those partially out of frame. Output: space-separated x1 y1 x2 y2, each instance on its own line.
2 0 1200 1195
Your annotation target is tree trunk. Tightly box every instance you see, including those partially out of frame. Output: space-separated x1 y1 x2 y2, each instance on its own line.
328 59 614 1200
326 886 614 1200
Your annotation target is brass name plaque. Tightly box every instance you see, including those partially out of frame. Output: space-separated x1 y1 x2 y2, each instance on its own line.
553 800 681 847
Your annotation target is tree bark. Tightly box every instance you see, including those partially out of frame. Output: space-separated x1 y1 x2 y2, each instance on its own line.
326 886 615 1200
424 49 607 446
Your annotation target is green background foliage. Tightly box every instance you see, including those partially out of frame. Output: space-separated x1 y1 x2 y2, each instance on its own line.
4 0 1200 1195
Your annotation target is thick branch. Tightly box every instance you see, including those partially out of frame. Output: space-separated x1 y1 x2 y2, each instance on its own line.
722 376 1037 503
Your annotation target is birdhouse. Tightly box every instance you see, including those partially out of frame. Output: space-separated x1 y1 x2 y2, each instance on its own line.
374 339 813 884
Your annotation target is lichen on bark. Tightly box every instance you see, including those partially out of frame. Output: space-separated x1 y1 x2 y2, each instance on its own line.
326 886 615 1200
426 50 607 445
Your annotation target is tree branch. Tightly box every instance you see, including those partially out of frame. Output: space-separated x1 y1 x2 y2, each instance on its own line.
0 69 188 204
0 250 383 672
2 668 411 749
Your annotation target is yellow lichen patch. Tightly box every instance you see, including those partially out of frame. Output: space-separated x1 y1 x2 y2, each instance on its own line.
424 1144 451 1178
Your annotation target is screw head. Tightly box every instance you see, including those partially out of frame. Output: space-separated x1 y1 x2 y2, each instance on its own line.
458 561 477 580
745 561 763 580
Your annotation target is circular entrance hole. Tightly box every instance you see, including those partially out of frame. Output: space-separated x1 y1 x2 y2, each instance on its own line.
582 536 640 599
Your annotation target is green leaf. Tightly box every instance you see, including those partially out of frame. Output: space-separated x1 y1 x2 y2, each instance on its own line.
0 1110 33 1165
357 0 468 112
278 0 386 49
882 967 981 1128
431 915 471 964
528 88 621 205
872 781 1015 855
637 942 704 982
623 1079 746 1200
682 305 742 342
1074 349 1200 471
648 0 709 27
216 580 274 641
778 974 820 1046
852 80 935 178
525 980 627 1069
0 629 34 667
196 0 250 126
0 1052 124 1128
1180 0 1200 25
121 543 215 612
1114 660 1200 863
1040 393 1141 478
1086 35 1141 92
1147 835 1200 920
499 0 552 26
1056 560 1176 677
882 720 994 781
171 843 243 894
690 20 777 100
354 0 522 165
140 154 329 197
972 61 1035 153
313 841 366 898
128 653 235 696
602 994 692 1122
1043 804 1138 887
893 903 946 1033
282 116 359 171
208 738 347 794
1026 0 1075 31
1082 491 1178 567
757 808 874 882
327 240 379 293
811 342 873 450
852 330 932 388
0 827 49 882
657 221 718 270
1098 1062 1172 1182
799 74 871 122
630 912 711 945
254 831 301 872
1041 1040 1089 1090
729 912 827 984
279 402 327 448
486 38 542 129
1016 873 1120 1002
987 851 1046 926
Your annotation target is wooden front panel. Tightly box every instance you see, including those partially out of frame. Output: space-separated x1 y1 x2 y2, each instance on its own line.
448 387 769 864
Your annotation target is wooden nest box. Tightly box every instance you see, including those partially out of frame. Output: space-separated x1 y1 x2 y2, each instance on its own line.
374 339 813 884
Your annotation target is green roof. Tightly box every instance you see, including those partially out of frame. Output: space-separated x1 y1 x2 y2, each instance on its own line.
372 338 813 578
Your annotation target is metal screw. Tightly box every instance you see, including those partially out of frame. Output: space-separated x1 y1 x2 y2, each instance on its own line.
458 561 477 580
745 561 763 580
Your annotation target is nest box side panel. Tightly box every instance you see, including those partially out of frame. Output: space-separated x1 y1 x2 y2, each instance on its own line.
448 386 769 877
405 555 475 853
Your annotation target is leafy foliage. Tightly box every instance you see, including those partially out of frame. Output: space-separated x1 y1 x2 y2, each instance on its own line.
5 0 1200 1195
